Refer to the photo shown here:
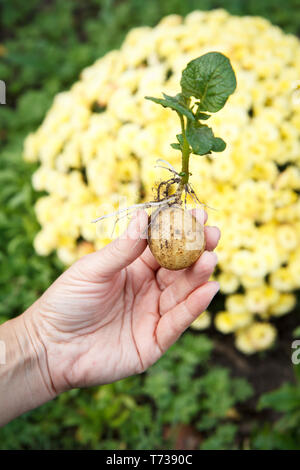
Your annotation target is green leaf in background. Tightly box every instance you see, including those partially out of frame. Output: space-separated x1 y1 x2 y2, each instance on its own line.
176 133 184 145
258 383 300 413
180 52 237 112
200 423 238 450
253 364 300 450
186 121 214 155
170 143 181 150
145 93 195 120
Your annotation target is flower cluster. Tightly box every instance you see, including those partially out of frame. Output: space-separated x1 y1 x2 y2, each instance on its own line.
24 10 300 354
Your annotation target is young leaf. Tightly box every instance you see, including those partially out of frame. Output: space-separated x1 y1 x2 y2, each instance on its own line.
212 137 226 152
186 121 214 156
180 52 237 112
176 134 184 145
145 93 195 121
195 111 211 120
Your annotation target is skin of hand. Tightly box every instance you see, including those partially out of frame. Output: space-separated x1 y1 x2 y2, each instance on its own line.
0 208 220 424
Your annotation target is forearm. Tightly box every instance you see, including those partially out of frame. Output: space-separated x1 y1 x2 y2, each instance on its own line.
0 305 56 426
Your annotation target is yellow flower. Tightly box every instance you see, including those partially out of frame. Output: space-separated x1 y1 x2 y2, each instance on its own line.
218 272 240 294
23 133 40 162
269 293 296 317
276 166 300 190
215 311 252 334
56 247 77 265
116 157 140 183
270 267 295 292
240 275 264 289
33 226 58 256
245 285 279 315
225 294 247 314
116 123 140 159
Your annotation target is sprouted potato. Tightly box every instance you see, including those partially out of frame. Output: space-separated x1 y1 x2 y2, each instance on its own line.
93 52 236 270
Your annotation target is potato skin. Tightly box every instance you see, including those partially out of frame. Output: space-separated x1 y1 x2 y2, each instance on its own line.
148 205 205 270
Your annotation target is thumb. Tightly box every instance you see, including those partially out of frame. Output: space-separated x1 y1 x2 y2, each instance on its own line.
78 210 148 280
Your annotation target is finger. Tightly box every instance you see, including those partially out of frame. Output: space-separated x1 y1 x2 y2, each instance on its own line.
76 210 148 280
159 250 218 315
191 207 208 225
156 281 220 352
205 226 221 251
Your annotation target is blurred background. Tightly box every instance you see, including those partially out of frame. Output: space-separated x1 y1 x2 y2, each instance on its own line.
1 0 300 450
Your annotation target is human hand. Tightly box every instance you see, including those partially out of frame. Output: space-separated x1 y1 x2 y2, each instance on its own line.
24 209 220 396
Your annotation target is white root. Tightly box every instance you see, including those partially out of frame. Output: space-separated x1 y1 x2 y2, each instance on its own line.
154 159 179 175
91 195 177 223
91 159 217 242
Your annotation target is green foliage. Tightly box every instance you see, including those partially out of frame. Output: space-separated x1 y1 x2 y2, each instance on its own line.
186 121 226 155
252 365 300 450
0 333 253 449
0 0 299 451
180 52 237 112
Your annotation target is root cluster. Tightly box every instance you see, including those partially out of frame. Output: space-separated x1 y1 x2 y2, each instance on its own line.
92 159 209 239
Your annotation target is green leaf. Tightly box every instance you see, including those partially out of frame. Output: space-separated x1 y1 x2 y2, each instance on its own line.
231 378 253 402
258 384 300 413
186 121 214 155
180 52 237 112
293 326 300 338
200 423 237 450
212 137 226 152
145 93 195 120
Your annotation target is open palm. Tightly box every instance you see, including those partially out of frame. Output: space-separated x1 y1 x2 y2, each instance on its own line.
31 210 220 395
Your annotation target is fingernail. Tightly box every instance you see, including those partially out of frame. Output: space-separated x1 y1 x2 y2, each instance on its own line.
192 208 206 225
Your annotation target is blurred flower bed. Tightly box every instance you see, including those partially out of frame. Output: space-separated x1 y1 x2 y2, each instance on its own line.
24 9 300 354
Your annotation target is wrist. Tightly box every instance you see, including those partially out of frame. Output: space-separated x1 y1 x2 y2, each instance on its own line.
0 304 57 426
